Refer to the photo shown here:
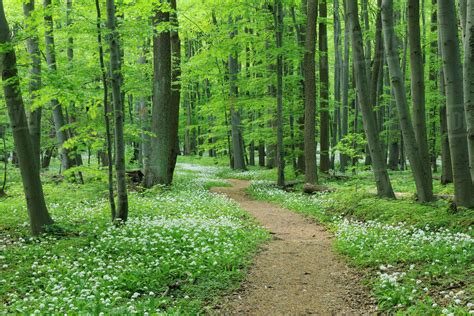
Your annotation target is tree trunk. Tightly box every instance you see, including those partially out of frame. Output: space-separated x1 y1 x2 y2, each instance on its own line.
340 1 350 173
258 141 265 167
0 0 53 235
346 0 395 198
408 0 433 183
463 0 474 181
106 0 129 220
43 0 75 172
229 18 246 171
145 1 181 185
438 0 474 207
304 0 318 184
275 0 285 186
382 0 434 202
319 0 330 173
23 0 42 169
95 0 116 219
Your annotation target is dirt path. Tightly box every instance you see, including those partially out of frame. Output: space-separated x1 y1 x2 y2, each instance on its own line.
211 179 375 315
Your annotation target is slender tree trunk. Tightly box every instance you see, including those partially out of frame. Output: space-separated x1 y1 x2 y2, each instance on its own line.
333 0 342 172
304 0 318 184
43 0 75 171
319 0 330 172
382 0 434 202
229 19 246 171
347 0 395 198
463 0 474 181
106 0 129 220
0 0 53 235
340 1 350 173
274 0 285 186
408 0 433 184
95 0 116 219
438 0 474 207
23 0 42 169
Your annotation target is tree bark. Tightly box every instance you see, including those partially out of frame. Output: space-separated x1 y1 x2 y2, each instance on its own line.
438 0 474 207
408 0 433 184
304 0 318 184
463 0 474 181
319 0 330 172
95 0 116 219
145 0 181 185
0 0 53 235
340 0 350 173
346 0 395 198
382 0 434 202
106 0 129 220
23 0 42 169
275 0 285 186
43 0 75 171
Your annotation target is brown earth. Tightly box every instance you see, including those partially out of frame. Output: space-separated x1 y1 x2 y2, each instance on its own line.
210 179 375 315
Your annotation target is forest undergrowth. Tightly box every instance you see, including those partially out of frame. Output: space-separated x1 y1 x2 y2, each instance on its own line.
0 161 267 314
221 162 474 315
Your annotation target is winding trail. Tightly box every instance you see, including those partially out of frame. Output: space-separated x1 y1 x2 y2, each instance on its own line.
211 179 375 315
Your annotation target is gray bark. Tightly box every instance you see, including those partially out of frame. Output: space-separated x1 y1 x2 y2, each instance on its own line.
438 0 474 207
346 0 395 198
304 0 318 184
23 0 42 168
408 0 433 187
319 0 330 173
275 0 285 186
382 0 434 202
106 0 129 220
0 0 53 235
43 0 75 171
463 0 474 181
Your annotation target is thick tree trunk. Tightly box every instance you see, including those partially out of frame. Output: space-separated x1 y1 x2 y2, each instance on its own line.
382 0 434 202
169 0 181 179
43 0 75 171
304 0 318 184
106 0 129 220
145 1 181 185
275 0 285 186
463 0 474 181
319 0 330 173
347 0 395 198
408 0 433 184
23 0 42 169
438 0 474 207
0 0 53 235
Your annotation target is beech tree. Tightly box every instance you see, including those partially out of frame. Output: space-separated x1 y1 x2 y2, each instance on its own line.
346 0 395 198
106 0 129 220
304 0 318 184
438 0 474 207
0 0 53 235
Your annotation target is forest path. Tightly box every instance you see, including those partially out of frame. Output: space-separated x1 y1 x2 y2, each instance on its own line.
211 179 374 315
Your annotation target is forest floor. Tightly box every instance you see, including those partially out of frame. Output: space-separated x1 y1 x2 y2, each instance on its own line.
211 179 375 315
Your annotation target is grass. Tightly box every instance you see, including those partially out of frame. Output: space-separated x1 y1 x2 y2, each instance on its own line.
217 164 473 315
0 160 268 314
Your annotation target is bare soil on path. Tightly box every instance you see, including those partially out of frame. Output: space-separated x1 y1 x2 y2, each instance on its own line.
211 179 375 315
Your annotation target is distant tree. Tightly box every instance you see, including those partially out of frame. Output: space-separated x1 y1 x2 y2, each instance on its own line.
304 0 318 184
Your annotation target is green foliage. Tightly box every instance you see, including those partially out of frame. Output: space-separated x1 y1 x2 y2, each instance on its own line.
240 166 473 314
0 165 268 314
